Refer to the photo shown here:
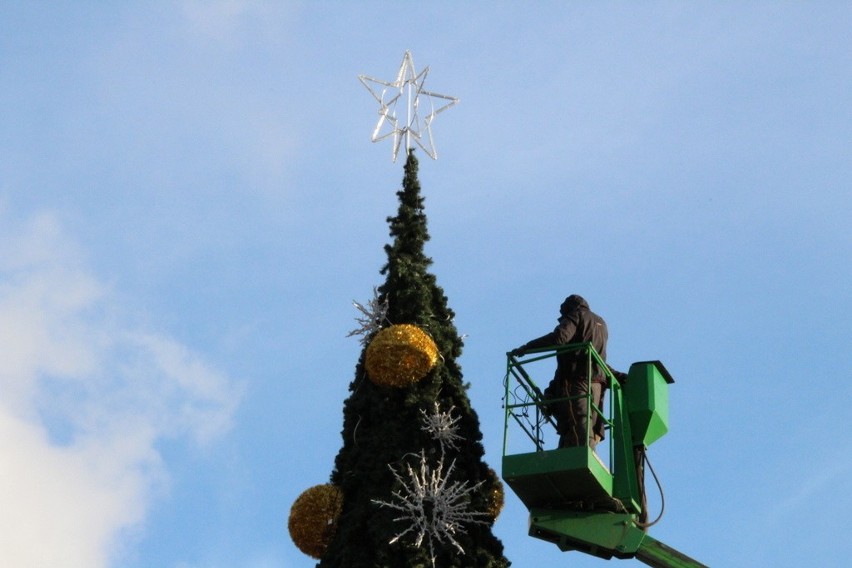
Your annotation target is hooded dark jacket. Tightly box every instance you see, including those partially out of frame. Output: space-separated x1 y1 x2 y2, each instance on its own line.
520 295 609 385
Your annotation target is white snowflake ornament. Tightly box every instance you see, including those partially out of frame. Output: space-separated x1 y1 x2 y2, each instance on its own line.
373 452 489 567
346 287 389 346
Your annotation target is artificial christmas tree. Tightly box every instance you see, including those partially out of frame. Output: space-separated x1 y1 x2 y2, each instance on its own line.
289 151 509 567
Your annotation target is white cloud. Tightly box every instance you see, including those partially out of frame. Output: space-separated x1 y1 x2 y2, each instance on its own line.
0 210 242 568
179 0 295 46
180 0 258 41
765 458 852 524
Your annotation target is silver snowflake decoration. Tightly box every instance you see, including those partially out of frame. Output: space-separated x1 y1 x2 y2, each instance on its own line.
420 402 463 454
373 452 489 566
346 287 389 345
359 50 459 162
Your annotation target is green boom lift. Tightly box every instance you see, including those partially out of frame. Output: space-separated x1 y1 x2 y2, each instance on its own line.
502 344 707 567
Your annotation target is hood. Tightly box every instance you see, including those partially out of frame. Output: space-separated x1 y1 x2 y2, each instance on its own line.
560 294 589 315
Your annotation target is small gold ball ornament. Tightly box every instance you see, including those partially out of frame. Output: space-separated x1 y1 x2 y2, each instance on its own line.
288 484 344 559
365 324 439 387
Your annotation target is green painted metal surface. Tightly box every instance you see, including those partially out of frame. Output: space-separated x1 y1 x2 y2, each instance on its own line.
623 361 674 447
502 446 612 510
528 510 709 567
635 535 709 568
528 509 646 559
609 379 642 514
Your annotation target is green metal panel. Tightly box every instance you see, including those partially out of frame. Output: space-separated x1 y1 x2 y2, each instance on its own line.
610 380 642 514
624 361 674 447
502 447 612 510
528 512 709 567
528 509 646 559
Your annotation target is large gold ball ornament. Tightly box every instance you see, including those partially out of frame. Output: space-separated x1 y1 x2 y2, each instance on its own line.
486 469 505 520
288 484 344 559
365 324 439 387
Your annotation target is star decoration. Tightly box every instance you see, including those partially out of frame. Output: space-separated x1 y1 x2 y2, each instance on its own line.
359 50 459 162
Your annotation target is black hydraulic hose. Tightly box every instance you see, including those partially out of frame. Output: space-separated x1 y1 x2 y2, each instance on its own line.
635 446 665 529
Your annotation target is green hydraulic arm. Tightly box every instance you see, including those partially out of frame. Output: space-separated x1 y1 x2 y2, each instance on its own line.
635 536 707 568
501 344 706 568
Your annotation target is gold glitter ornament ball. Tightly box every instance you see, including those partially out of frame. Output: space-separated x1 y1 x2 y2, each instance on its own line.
486 469 506 520
288 484 344 559
365 324 439 387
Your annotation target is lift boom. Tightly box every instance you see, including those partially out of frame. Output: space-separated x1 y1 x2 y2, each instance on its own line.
636 536 707 568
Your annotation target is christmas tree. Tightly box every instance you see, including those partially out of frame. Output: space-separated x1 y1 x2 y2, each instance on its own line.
288 151 509 568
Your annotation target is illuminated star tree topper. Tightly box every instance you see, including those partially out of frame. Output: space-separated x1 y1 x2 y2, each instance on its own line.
359 50 459 162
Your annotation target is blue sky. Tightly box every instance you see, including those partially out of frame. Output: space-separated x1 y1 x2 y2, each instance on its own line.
1 2 850 567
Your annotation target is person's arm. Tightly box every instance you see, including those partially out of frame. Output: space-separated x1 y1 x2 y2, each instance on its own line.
511 314 579 356
607 364 628 385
